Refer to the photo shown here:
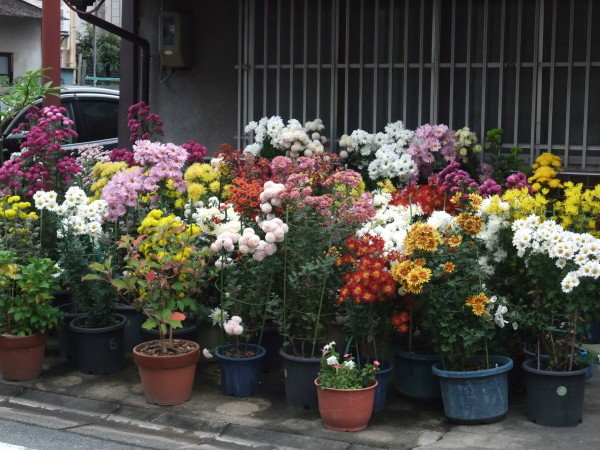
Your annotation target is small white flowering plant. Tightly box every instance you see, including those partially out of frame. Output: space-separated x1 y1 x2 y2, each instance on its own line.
316 342 380 390
244 116 327 159
512 214 600 371
339 120 416 189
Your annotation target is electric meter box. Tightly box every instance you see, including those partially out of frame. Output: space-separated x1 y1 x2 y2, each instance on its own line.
158 11 192 68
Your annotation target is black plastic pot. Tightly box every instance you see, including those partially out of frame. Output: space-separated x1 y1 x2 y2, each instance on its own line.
114 305 146 351
69 314 126 375
141 322 198 343
56 303 84 360
522 358 588 426
279 347 321 409
251 325 284 373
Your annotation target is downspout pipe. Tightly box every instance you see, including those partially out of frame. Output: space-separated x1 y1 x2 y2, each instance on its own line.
75 11 149 104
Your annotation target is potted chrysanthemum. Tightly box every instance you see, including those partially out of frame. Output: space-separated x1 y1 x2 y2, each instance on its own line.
314 342 380 432
390 193 517 424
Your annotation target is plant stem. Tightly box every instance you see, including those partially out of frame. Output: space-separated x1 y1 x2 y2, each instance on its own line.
310 233 334 358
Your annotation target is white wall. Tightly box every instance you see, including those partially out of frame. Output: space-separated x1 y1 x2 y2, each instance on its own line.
0 17 42 78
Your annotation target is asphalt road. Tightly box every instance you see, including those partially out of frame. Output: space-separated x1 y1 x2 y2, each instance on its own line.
0 418 153 450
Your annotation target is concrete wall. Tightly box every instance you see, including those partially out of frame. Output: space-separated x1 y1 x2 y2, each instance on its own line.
0 17 42 78
138 0 239 155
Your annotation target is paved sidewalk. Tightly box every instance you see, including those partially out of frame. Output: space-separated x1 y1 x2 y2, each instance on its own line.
1 340 600 449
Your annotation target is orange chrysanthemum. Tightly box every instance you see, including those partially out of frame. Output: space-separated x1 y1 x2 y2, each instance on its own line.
465 292 490 316
443 262 455 274
455 213 484 236
446 235 462 247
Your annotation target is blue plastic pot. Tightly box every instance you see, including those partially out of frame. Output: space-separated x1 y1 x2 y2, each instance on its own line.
391 346 441 400
372 360 393 412
215 344 266 397
432 355 513 424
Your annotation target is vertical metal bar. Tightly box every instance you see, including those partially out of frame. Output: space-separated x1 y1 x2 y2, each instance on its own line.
449 0 456 129
347 0 353 131
403 0 409 122
358 0 365 131
262 0 268 117
430 0 440 123
546 0 556 155
417 0 424 125
249 0 256 127
564 0 574 166
289 0 295 118
316 0 322 119
532 0 542 161
465 0 472 126
497 0 506 128
236 2 247 148
513 0 522 147
276 0 281 116
372 0 379 130
481 0 488 140
237 0 244 150
387 0 395 123
303 0 308 122
331 0 339 146
582 0 593 169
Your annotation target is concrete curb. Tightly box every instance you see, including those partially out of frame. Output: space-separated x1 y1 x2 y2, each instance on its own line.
0 384 372 449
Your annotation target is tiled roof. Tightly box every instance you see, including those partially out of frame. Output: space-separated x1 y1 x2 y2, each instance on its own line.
0 0 42 19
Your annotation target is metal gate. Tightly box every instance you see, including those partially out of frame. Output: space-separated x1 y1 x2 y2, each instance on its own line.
237 0 600 172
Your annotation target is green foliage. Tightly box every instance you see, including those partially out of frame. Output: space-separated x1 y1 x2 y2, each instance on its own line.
87 223 211 353
0 251 62 336
317 343 379 390
484 128 531 180
0 68 60 132
76 24 121 76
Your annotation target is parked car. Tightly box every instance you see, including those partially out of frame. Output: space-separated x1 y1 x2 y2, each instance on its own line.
1 86 119 158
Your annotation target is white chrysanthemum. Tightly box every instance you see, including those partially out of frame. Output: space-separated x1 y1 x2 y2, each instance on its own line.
427 211 454 231
326 356 338 366
561 272 580 293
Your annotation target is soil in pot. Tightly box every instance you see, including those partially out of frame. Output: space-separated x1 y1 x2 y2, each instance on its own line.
135 339 198 356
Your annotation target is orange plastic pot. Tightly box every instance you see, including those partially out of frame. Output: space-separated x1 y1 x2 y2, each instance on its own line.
0 332 49 381
314 378 378 432
133 340 200 406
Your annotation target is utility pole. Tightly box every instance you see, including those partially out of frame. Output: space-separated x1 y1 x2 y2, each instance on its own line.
41 0 62 107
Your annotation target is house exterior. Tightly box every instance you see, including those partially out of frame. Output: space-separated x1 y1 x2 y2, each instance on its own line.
0 0 42 84
123 0 600 177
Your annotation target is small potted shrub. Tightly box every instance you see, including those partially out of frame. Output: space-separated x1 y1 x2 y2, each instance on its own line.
314 342 379 432
88 210 211 405
0 251 62 381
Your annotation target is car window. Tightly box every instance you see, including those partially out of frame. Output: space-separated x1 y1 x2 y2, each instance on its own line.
76 98 119 143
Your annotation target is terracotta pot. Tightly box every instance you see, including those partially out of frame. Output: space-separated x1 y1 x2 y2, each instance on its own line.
0 332 49 381
133 339 200 406
314 378 378 432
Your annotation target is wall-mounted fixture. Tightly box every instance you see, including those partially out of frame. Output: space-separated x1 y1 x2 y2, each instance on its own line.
158 12 191 69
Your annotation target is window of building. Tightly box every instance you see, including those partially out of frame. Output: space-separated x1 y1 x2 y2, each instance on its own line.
0 53 13 85
237 0 600 172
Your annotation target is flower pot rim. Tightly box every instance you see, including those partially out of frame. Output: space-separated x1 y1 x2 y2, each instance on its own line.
0 331 49 342
279 346 321 362
432 355 513 378
314 377 378 392
216 343 266 361
133 339 200 357
69 313 127 333
522 357 589 376
390 345 441 361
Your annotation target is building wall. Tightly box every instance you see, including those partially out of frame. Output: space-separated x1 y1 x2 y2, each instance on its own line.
0 17 41 78
139 0 239 153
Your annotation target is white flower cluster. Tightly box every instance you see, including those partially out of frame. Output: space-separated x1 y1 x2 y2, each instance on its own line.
224 315 244 336
339 121 416 183
485 296 515 329
184 197 241 236
244 116 327 158
33 187 107 239
512 215 600 293
357 190 424 253
477 198 511 263
238 217 288 261
259 181 285 215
